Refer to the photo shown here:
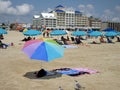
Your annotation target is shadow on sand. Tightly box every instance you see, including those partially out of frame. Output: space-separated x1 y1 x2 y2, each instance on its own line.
23 71 62 79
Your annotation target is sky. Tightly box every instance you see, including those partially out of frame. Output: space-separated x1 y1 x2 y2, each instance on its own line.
0 0 120 24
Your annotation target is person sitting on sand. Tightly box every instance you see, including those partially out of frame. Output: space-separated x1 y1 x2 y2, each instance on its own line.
116 36 120 42
34 69 47 78
54 39 64 45
61 36 69 45
71 37 75 43
0 40 8 49
21 37 28 41
0 34 4 39
75 36 83 44
75 36 90 47
99 36 106 43
27 36 32 41
92 41 97 44
0 40 2 48
106 37 113 43
66 36 70 41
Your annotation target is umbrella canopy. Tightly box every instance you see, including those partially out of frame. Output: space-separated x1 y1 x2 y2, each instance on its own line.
117 32 120 36
104 31 118 37
71 31 87 36
103 28 117 32
22 39 64 62
50 30 67 36
87 29 94 33
0 28 7 34
23 29 42 36
88 31 103 37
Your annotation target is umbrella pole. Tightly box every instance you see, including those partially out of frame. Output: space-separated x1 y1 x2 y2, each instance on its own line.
40 61 42 69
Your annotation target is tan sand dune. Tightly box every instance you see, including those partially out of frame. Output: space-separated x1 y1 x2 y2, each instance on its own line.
0 31 120 90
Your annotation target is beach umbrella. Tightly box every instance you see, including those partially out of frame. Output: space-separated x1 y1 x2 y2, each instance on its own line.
71 31 86 36
87 29 94 34
0 28 7 34
118 32 120 36
88 31 103 37
50 30 67 36
104 31 118 37
103 28 117 32
23 29 42 36
22 39 64 62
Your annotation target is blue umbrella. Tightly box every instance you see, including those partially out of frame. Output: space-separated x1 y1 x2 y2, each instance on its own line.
50 30 67 36
87 29 94 34
104 31 118 37
71 31 86 36
23 30 42 36
88 31 103 37
0 28 7 34
118 32 120 36
103 28 117 32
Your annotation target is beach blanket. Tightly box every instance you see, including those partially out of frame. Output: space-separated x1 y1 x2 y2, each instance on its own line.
72 68 99 74
52 68 99 76
62 45 78 48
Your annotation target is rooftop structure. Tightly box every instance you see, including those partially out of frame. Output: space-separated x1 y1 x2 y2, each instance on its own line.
41 13 56 19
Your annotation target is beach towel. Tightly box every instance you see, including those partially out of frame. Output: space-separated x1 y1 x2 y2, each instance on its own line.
62 45 78 48
72 68 99 74
52 68 99 76
52 68 80 76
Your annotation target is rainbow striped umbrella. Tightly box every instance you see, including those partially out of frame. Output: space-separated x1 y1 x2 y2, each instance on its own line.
22 39 64 62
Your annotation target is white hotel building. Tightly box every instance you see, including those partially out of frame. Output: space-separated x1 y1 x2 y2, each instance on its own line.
33 5 101 30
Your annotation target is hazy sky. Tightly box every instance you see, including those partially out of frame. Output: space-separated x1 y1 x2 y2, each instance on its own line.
0 0 120 24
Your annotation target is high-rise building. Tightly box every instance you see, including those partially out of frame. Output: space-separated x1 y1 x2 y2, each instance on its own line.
101 21 120 31
32 5 102 30
89 16 102 30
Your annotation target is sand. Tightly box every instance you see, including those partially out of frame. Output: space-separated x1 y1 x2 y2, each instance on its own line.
0 30 120 90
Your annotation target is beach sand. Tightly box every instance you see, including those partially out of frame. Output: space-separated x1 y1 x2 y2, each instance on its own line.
0 31 120 90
